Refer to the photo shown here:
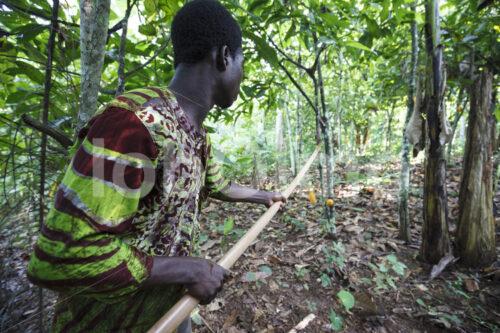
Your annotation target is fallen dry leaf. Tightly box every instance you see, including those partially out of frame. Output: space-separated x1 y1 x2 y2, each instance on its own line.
464 279 479 292
223 309 238 328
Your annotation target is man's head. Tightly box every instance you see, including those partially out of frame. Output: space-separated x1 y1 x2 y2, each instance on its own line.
171 0 243 108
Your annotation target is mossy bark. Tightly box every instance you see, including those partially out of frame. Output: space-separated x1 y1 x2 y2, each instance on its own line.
456 69 496 267
77 0 111 132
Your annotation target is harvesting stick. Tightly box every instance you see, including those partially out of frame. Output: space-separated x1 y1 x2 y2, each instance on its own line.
148 144 322 333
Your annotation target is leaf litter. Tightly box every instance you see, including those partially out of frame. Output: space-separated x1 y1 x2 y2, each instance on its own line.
0 159 499 332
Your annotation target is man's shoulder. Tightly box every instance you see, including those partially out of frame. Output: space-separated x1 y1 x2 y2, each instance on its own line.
103 86 174 113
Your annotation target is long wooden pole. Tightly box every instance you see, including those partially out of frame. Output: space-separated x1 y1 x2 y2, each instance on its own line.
148 144 322 333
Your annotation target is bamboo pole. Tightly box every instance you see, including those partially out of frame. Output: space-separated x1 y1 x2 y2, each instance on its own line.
148 144 322 333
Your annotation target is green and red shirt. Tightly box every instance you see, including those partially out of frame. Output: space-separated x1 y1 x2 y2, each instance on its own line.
27 87 231 331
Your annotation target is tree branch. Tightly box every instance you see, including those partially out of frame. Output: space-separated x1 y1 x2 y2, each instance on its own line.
0 53 81 76
278 60 325 127
268 36 308 72
115 0 137 96
108 19 124 35
124 38 170 78
21 113 73 148
0 0 78 28
1 0 126 36
99 86 115 95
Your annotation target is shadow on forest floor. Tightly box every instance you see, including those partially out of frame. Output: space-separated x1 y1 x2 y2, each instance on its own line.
0 158 498 332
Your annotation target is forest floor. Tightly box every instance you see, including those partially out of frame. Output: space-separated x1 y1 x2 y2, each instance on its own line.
0 158 499 332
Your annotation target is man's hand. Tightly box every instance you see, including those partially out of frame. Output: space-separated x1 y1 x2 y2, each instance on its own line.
187 259 231 305
144 257 230 305
263 192 287 209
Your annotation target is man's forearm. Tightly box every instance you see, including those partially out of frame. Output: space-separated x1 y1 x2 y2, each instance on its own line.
143 256 230 304
143 257 200 287
219 183 271 205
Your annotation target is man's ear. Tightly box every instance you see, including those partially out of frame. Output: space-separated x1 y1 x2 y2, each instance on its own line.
215 45 230 71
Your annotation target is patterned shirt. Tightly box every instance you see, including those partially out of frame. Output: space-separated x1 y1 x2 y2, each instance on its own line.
27 87 231 331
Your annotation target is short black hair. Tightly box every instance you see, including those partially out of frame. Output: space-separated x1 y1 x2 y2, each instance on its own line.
171 0 242 68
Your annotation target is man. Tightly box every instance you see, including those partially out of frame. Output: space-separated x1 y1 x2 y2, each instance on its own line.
27 0 285 331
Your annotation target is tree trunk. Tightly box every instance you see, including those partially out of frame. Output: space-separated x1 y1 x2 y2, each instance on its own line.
420 0 450 264
295 95 303 167
115 0 135 96
446 90 467 162
275 107 283 187
398 8 418 242
456 69 496 267
386 101 396 152
39 2 59 330
317 53 336 235
285 100 296 176
77 0 111 131
335 51 344 161
251 152 259 189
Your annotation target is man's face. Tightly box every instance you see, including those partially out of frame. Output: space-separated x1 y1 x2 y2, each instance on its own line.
215 48 244 109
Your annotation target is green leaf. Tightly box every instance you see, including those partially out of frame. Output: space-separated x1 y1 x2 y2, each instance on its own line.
191 311 202 325
258 265 272 275
12 24 47 42
248 0 268 12
386 277 397 290
0 40 14 52
438 316 451 328
494 106 500 122
461 35 478 43
337 290 355 312
345 40 373 53
378 264 389 273
7 61 44 84
243 31 278 68
144 0 156 13
360 277 373 285
321 273 332 287
139 24 157 36
223 218 234 235
386 254 398 264
381 0 390 21
416 298 426 308
329 308 343 330
245 272 257 281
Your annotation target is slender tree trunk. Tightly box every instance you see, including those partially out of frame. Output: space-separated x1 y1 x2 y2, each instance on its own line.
77 0 111 131
38 1 59 330
285 100 296 176
251 152 259 189
446 89 467 162
115 0 135 96
317 50 336 234
335 51 344 161
420 0 450 264
399 8 418 242
295 95 303 167
386 101 396 151
275 107 283 187
456 69 496 267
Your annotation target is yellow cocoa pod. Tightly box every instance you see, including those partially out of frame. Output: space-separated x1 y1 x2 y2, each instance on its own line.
458 105 463 112
296 135 301 141
326 198 334 206
308 190 317 204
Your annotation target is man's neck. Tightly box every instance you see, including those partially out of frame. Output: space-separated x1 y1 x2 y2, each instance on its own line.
168 63 214 131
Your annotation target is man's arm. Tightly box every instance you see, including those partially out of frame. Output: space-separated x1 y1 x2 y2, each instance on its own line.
143 257 230 305
214 182 287 208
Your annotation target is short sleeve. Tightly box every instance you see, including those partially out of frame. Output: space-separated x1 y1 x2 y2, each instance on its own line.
27 108 157 303
204 134 232 197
